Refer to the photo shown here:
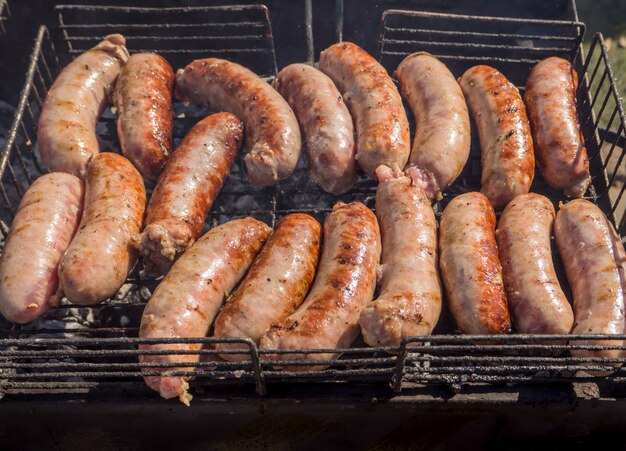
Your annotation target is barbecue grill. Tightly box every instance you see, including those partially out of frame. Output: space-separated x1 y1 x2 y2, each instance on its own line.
2 0 626 447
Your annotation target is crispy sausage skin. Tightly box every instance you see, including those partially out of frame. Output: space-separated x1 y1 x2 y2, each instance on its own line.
359 165 442 347
114 53 174 181
395 52 471 200
58 153 146 305
319 42 410 178
38 35 129 179
554 200 626 359
496 194 573 335
213 214 321 360
524 57 591 197
131 113 243 274
175 58 301 187
439 192 511 334
273 64 356 194
260 202 381 369
139 218 271 405
459 66 535 210
0 173 83 323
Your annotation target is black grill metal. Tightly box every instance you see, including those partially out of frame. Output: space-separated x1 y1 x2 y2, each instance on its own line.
0 1 8 35
1 4 626 400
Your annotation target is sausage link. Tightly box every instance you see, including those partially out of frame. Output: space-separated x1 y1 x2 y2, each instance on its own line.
319 42 410 178
59 153 146 305
395 52 471 200
114 53 174 181
524 57 591 197
439 192 511 334
273 64 356 194
458 66 534 210
496 194 573 336
139 218 271 404
131 113 243 274
38 35 129 179
260 202 381 369
214 214 321 360
554 200 626 359
359 165 442 347
175 58 301 187
0 173 83 323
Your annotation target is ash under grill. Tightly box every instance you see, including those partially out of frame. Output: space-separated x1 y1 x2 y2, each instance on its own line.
1 3 626 400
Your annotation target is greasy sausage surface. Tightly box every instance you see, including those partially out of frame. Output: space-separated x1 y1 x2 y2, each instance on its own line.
0 173 83 323
132 112 243 274
359 165 442 347
38 35 129 179
319 42 410 178
273 64 356 194
175 58 301 187
139 218 270 404
59 153 146 305
115 52 174 181
524 57 591 197
214 214 321 360
459 65 534 210
496 193 573 335
260 202 381 368
439 192 511 334
395 52 471 200
554 200 626 359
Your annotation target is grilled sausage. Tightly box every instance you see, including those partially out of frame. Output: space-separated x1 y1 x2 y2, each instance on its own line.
59 153 146 305
524 57 591 197
359 165 442 347
0 173 83 323
175 58 301 187
273 64 356 194
319 42 410 178
214 214 321 360
459 65 534 210
38 35 129 179
114 52 174 181
260 202 381 369
439 192 511 334
131 113 243 274
496 194 573 336
139 218 271 404
395 52 471 200
554 200 626 359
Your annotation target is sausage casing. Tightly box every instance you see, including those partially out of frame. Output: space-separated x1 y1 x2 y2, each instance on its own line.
0 173 83 323
439 192 511 334
319 42 410 178
139 218 271 404
59 153 146 305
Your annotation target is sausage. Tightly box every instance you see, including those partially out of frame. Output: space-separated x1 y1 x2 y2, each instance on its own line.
0 173 83 323
554 200 626 359
260 202 381 369
458 66 534 210
439 192 511 334
139 218 271 404
131 113 243 274
175 58 301 187
496 194 573 336
359 165 442 347
58 153 146 305
272 64 356 194
38 35 129 179
114 52 174 181
394 52 471 200
213 214 321 360
318 42 410 178
524 57 591 197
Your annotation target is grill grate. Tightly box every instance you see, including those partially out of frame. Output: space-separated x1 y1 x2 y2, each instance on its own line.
1 6 626 399
0 0 8 35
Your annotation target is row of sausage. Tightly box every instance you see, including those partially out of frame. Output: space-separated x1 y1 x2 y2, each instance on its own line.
36 34 589 207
